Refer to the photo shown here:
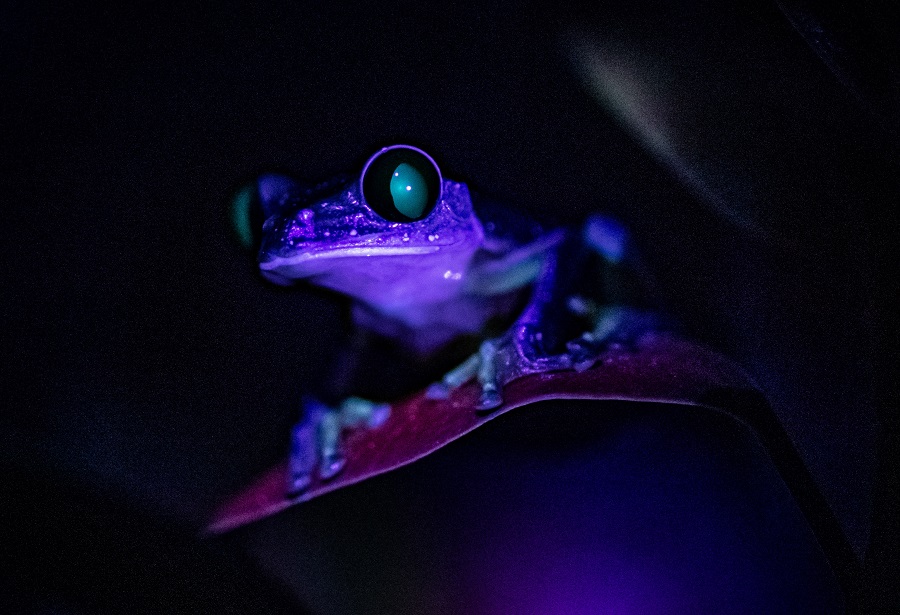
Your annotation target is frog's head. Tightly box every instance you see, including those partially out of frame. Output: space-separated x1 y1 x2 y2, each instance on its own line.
255 145 484 311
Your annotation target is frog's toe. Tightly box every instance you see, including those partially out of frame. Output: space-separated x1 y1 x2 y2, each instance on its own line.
367 402 391 428
287 471 312 497
316 409 345 482
475 339 505 412
318 452 346 480
566 334 602 372
338 396 391 429
427 352 482 400
475 384 503 412
426 382 451 400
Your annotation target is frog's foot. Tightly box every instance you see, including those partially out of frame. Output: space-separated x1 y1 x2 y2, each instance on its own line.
427 327 573 413
566 332 611 373
287 398 326 495
566 305 665 372
287 396 390 496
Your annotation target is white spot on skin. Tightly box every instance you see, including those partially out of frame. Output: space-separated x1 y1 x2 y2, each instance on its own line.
428 235 435 241
406 185 411 191
402 233 409 242
349 229 358 236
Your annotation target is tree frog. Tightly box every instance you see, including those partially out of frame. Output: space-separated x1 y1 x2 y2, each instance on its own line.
234 145 662 495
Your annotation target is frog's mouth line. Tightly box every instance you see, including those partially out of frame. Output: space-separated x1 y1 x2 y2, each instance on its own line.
259 245 441 270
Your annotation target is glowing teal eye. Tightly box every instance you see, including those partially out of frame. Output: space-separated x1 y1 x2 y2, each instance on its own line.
361 145 442 222
389 163 428 219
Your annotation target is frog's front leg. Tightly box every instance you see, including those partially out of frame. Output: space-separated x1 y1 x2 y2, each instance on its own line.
287 395 390 496
477 235 585 409
431 215 663 411
429 230 586 410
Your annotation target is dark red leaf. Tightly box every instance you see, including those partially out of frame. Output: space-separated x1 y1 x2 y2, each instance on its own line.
206 333 756 534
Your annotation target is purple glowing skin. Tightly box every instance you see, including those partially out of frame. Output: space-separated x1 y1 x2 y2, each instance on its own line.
251 145 662 491
260 178 485 316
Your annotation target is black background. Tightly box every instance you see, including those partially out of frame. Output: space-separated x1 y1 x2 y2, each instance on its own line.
2 0 897 612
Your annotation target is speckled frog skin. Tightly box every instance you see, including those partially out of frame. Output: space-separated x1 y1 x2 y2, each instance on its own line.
238 145 662 492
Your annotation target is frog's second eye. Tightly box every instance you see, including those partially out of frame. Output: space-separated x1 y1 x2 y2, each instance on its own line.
361 145 442 222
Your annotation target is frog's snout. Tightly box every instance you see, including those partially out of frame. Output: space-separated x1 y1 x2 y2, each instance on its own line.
258 207 318 262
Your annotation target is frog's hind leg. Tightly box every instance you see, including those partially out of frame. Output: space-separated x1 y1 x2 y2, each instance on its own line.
565 214 668 370
566 305 666 371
